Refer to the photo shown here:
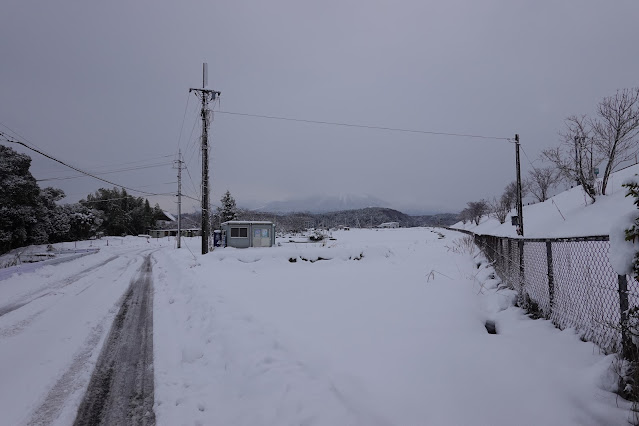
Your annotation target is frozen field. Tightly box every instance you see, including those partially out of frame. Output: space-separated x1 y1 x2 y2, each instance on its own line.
153 228 630 426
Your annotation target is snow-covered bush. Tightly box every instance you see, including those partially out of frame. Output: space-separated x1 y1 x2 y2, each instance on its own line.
622 177 639 279
309 231 325 242
614 176 639 418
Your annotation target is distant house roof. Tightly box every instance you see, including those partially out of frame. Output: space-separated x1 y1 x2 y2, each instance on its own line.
377 222 399 228
162 211 177 222
221 220 274 225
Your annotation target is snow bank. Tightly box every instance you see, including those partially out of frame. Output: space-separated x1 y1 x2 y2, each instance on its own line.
453 163 639 239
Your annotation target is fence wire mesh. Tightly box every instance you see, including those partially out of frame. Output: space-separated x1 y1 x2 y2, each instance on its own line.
454 228 638 356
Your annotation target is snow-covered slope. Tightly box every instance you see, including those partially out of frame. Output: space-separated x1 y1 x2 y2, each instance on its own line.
453 164 639 238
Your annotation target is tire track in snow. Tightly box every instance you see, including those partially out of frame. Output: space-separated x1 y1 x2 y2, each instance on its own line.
73 254 156 426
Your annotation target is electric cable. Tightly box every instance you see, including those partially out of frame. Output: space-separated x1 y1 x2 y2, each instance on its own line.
37 161 173 182
0 131 167 197
214 110 511 141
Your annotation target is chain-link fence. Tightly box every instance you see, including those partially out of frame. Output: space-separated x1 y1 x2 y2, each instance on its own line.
449 228 639 358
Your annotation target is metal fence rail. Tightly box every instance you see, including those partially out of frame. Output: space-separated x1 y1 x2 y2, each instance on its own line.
448 228 639 357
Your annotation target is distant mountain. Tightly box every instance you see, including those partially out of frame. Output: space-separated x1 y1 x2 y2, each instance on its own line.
255 194 391 213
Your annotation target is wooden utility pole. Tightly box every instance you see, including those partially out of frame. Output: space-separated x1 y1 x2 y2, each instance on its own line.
175 149 183 249
190 63 220 254
515 134 524 236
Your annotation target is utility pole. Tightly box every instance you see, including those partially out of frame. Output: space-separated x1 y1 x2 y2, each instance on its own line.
515 134 524 237
190 63 221 255
174 149 183 249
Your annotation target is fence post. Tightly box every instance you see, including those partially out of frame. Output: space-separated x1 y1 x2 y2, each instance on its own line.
518 239 525 296
619 274 633 360
506 238 515 286
546 240 554 318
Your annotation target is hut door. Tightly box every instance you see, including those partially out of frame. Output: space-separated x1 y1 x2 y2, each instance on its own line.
253 229 262 247
253 228 270 247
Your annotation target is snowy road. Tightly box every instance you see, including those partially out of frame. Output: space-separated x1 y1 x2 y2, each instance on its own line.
74 254 155 426
0 239 166 426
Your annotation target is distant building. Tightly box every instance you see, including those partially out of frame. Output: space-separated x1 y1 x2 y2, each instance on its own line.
148 211 201 238
377 222 399 228
221 221 275 248
156 211 177 228
148 228 201 238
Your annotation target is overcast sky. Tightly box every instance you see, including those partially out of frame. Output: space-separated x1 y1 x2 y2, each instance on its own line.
2 0 638 214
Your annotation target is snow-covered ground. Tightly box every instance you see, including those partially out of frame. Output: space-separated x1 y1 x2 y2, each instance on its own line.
452 163 639 238
153 229 630 425
0 230 632 425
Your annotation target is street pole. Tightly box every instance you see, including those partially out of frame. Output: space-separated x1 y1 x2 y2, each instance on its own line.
515 134 524 237
176 149 183 249
190 63 221 255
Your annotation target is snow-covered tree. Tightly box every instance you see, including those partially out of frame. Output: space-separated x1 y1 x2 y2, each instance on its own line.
66 204 103 240
217 190 238 223
81 188 157 236
32 187 70 244
0 145 41 253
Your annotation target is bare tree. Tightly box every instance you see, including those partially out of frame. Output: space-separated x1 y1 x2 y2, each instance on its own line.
467 200 489 226
543 115 602 203
592 87 639 195
501 181 529 210
527 166 560 202
489 196 510 224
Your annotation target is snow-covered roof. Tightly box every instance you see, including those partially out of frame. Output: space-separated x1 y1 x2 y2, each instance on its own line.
221 220 274 225
162 211 177 222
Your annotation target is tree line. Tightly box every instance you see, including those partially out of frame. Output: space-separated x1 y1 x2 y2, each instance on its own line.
461 87 639 226
0 145 165 254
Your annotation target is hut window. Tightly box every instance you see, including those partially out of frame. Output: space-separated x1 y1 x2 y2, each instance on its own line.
230 227 248 238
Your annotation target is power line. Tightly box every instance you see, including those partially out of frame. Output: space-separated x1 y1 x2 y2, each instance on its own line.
27 153 175 178
215 110 511 141
182 194 201 202
36 161 173 182
176 92 191 152
0 131 168 197
185 165 200 199
80 196 153 204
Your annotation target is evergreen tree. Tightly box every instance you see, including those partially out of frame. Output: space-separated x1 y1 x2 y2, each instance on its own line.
217 190 238 223
0 145 41 253
33 187 70 244
80 187 157 236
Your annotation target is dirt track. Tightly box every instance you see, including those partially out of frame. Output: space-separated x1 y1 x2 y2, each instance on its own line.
73 254 155 426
